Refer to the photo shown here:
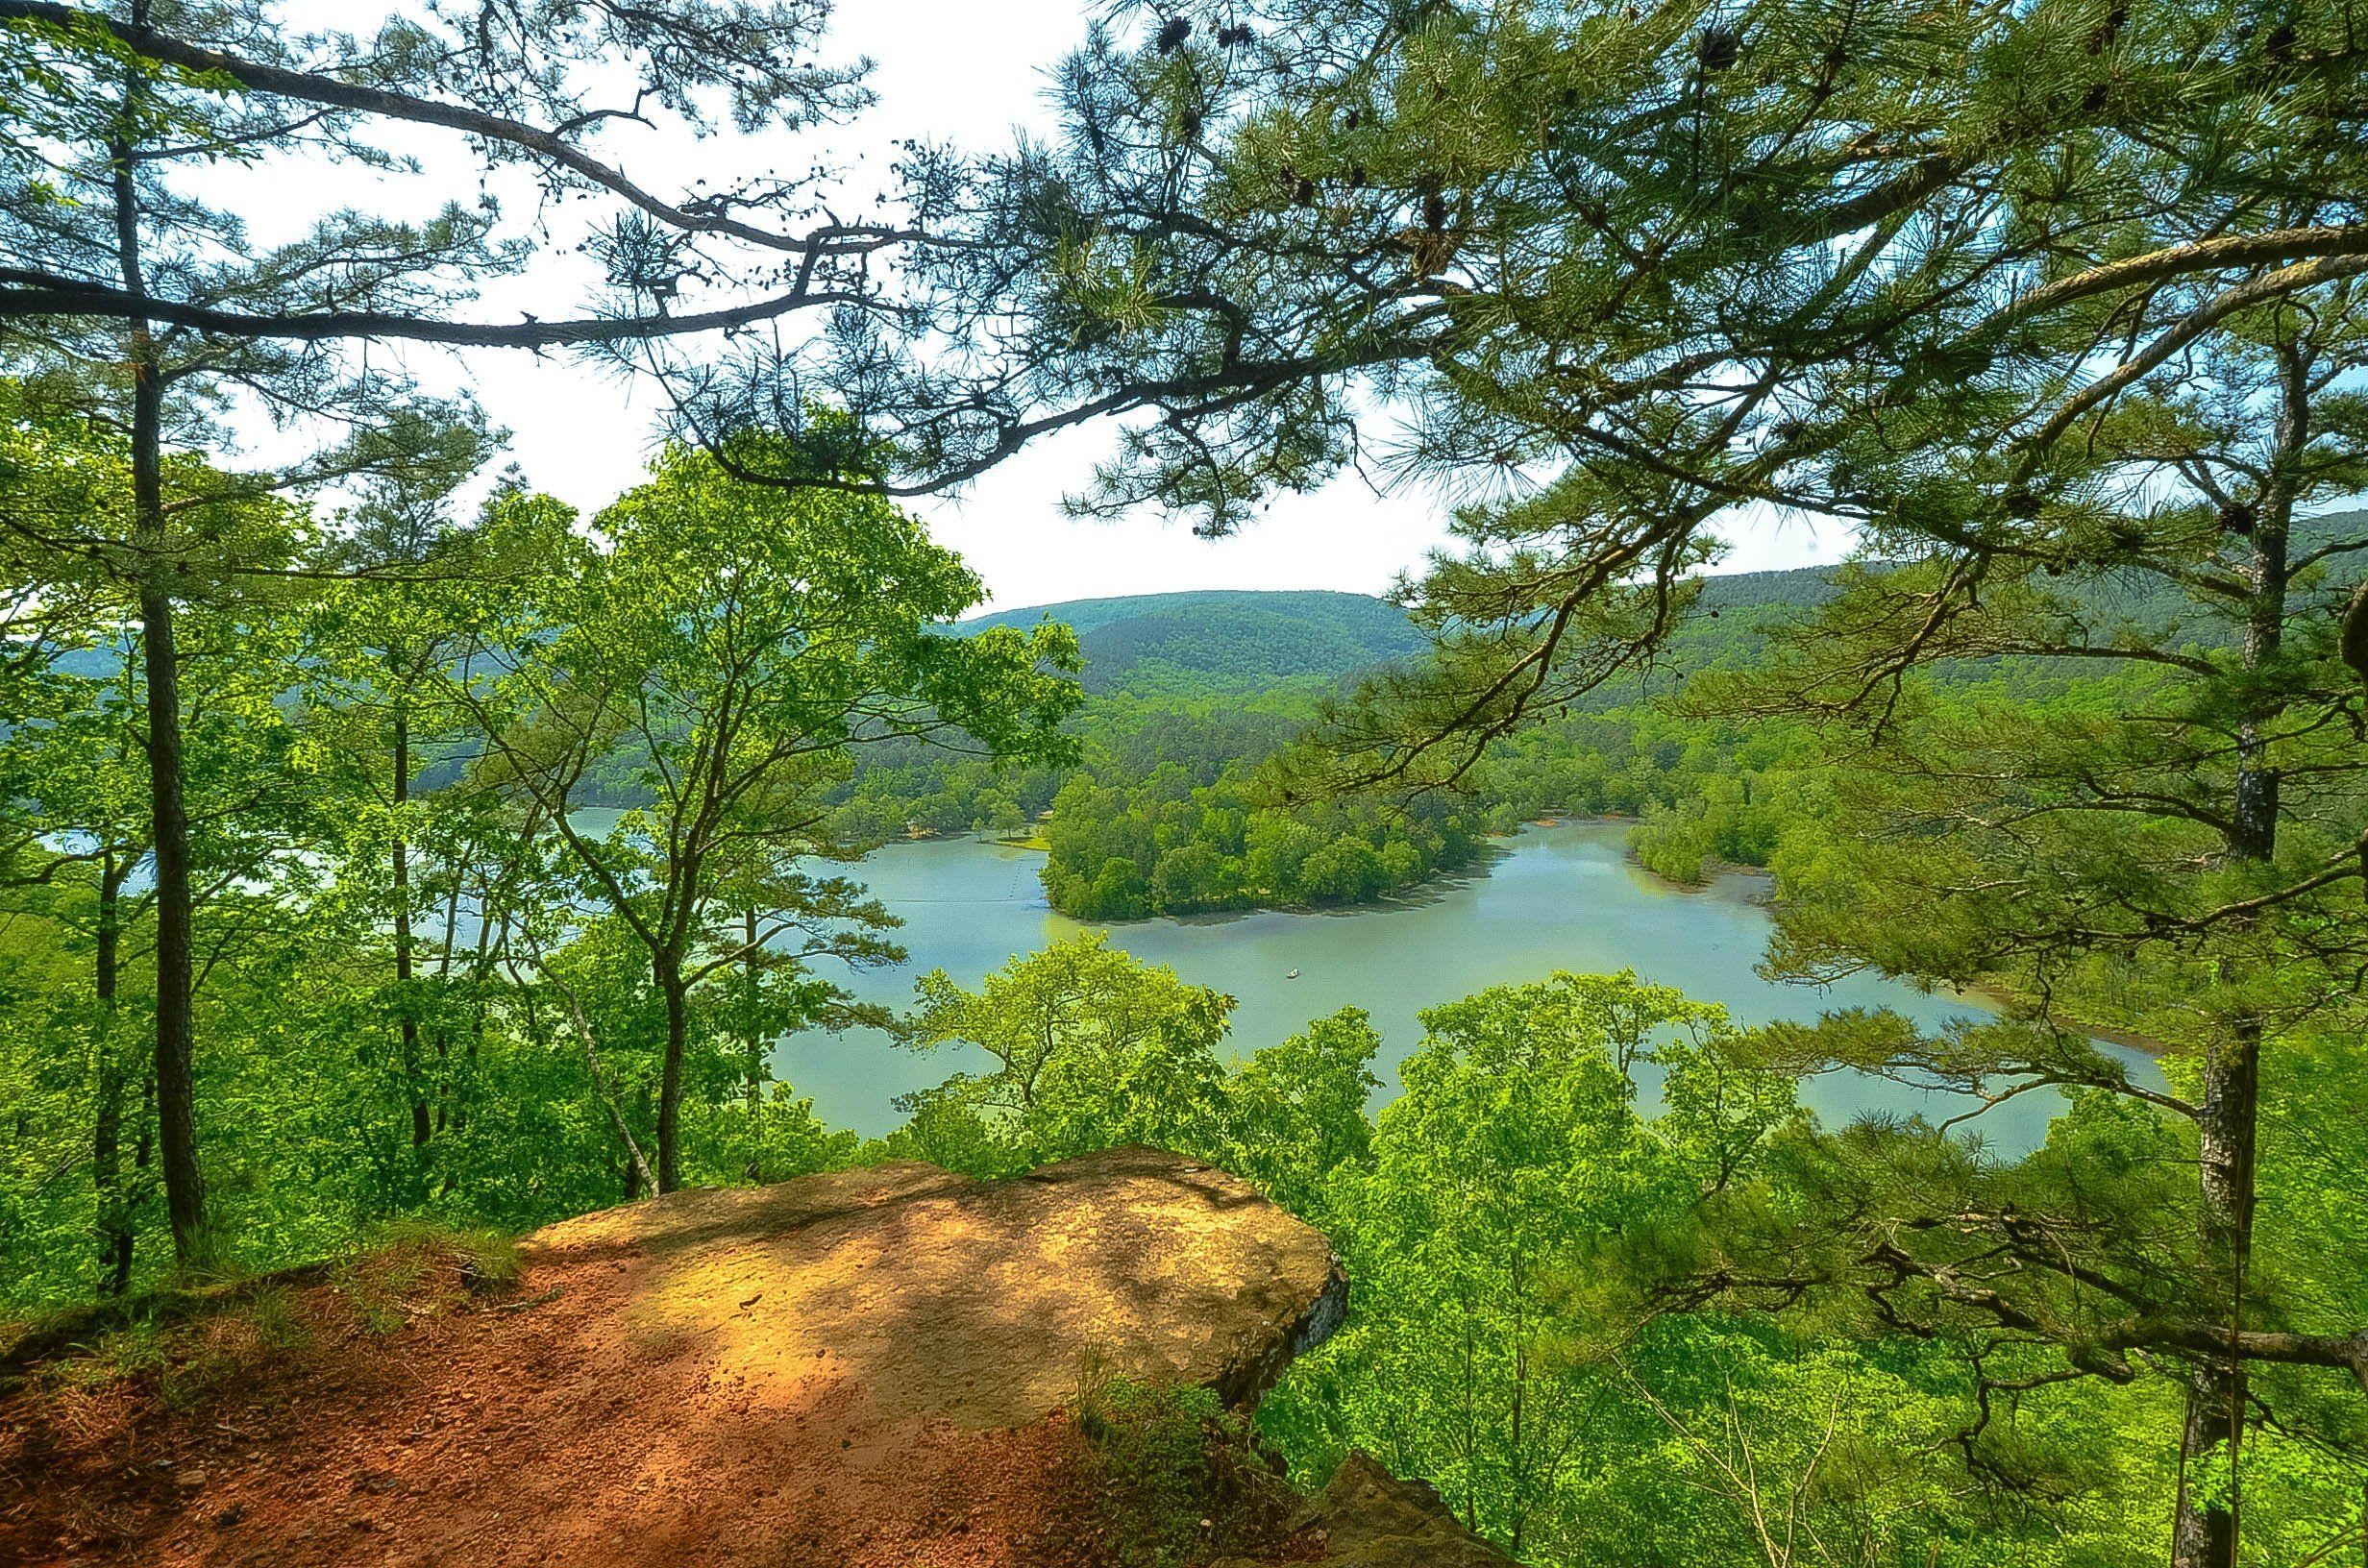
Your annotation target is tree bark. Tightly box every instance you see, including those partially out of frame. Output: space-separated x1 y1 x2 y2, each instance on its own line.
2172 339 2303 1568
740 908 765 1179
90 853 133 1292
136 582 203 1261
111 74 207 1263
2176 1025 2258 1568
657 967 688 1192
124 1072 155 1296
393 706 432 1149
529 947 656 1200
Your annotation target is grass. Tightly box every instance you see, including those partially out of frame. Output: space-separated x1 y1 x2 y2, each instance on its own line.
44 1281 315 1411
6 1220 522 1403
1071 1359 1298 1567
338 1221 519 1335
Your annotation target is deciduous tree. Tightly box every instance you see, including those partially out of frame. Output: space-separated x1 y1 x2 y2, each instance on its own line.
456 440 1080 1190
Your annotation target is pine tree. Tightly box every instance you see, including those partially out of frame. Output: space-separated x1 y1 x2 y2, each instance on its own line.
920 5 2368 1560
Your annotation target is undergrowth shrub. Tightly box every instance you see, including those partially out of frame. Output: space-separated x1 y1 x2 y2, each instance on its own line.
338 1220 519 1334
1072 1361 1297 1567
11 1220 524 1407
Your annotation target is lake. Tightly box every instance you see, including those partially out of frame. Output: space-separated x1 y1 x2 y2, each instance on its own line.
774 820 2152 1145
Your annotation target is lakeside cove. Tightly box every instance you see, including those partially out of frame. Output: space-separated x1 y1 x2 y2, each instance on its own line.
774 819 2158 1143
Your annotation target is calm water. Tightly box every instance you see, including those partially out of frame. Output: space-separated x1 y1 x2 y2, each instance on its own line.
773 821 2153 1146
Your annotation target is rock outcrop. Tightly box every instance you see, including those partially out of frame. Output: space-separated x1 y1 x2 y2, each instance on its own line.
1226 1452 1519 1567
523 1144 1348 1423
8 1147 1376 1568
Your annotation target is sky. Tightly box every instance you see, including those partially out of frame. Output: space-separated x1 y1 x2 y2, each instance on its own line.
234 1 1849 613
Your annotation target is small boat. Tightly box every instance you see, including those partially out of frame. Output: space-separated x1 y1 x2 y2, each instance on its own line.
1285 968 1300 980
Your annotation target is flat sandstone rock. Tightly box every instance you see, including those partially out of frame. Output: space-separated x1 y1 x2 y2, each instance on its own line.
526 1144 1347 1425
10 1147 1348 1568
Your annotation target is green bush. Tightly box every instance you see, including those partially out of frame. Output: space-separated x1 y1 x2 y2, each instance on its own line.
1073 1368 1291 1567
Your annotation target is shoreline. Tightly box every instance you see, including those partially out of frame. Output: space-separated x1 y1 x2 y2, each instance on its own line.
920 817 1756 927
1024 823 1566 927
876 830 2172 1059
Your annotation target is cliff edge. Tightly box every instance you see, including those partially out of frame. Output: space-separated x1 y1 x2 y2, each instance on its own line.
4 1147 1506 1567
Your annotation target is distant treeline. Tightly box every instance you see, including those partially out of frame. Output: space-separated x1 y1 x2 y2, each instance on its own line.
563 546 2359 920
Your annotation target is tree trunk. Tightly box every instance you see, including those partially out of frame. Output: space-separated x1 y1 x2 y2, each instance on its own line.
744 907 762 1110
542 961 655 1199
392 707 431 1149
741 909 764 1179
90 853 134 1292
111 100 207 1264
137 575 204 1262
2173 344 2302 1568
121 1072 156 1297
2176 1027 2257 1568
657 967 688 1192
451 870 491 1143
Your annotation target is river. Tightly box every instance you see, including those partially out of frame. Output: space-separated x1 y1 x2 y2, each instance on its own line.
772 820 2153 1146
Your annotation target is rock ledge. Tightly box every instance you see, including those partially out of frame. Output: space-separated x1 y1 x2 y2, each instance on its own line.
6 1148 1520 1568
526 1143 1348 1424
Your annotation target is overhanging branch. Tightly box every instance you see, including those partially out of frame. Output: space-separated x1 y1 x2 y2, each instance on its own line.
0 273 872 347
0 1 915 259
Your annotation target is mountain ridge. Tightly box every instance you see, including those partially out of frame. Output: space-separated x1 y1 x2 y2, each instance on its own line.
964 588 1430 696
972 510 2368 693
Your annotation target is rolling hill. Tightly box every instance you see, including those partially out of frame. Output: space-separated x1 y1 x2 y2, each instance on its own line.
971 505 2368 698
964 588 1430 695
961 573 1856 696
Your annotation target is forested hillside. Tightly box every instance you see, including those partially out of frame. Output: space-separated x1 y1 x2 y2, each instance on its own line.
849 576 1850 917
966 588 1429 696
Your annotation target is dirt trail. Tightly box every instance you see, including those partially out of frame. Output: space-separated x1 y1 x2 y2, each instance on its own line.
3 1149 1344 1568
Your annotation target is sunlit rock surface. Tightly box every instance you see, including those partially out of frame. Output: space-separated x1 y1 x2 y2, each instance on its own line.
1221 1451 1519 1568
526 1143 1348 1424
10 1147 1528 1566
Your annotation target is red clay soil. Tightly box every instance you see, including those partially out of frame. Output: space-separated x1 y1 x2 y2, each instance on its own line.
1 1149 1344 1568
